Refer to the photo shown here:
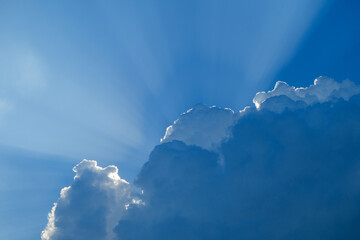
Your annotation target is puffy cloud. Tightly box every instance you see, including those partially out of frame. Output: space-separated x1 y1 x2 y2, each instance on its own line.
253 76 360 111
114 91 360 239
41 160 132 240
161 77 360 150
161 104 237 150
43 77 360 239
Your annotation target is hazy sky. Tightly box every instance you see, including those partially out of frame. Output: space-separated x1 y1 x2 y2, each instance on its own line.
1 0 360 239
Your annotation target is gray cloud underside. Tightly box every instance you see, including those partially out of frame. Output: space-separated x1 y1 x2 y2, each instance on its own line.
43 78 360 240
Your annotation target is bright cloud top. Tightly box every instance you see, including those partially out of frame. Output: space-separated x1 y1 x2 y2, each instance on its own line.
41 160 132 240
161 77 360 150
161 104 237 150
43 77 360 240
254 76 360 109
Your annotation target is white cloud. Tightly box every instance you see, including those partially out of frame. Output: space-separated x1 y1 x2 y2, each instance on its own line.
253 76 360 110
161 104 238 150
41 160 132 240
160 77 360 150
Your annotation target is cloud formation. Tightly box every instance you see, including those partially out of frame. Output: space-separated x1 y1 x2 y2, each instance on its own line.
43 77 360 239
161 104 237 150
253 76 360 111
41 160 132 240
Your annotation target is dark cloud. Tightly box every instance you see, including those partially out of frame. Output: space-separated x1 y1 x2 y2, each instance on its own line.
43 78 360 239
114 94 360 239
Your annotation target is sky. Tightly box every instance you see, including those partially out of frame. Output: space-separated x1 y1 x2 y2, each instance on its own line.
1 0 360 239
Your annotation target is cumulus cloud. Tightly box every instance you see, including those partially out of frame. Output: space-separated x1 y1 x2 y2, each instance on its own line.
41 160 132 240
114 92 360 239
253 76 360 111
161 104 237 150
161 77 360 149
43 77 360 239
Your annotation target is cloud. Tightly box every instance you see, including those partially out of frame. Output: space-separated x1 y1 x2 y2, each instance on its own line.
161 104 237 150
161 77 360 150
253 76 360 111
43 78 360 239
41 160 133 240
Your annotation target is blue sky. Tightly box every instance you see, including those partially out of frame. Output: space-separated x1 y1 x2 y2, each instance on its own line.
1 0 360 239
